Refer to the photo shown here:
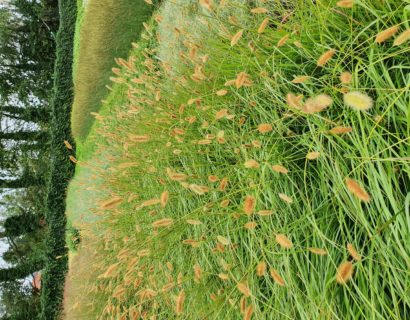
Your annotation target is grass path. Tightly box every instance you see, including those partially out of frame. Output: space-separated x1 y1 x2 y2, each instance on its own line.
71 0 154 141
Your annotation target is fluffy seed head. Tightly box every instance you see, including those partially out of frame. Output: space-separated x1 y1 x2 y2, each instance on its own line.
291 75 310 84
152 218 173 228
101 197 123 209
393 29 410 46
308 247 328 255
347 243 362 261
277 34 290 47
217 236 230 246
328 126 352 135
256 261 266 276
244 305 254 320
317 49 336 67
258 123 272 133
237 282 251 297
375 25 399 43
244 221 257 229
243 195 256 214
64 140 73 150
340 72 352 84
219 177 229 191
306 151 320 160
186 219 202 225
257 210 273 216
278 193 293 204
194 264 202 282
175 290 186 315
275 234 293 249
345 178 371 202
244 159 260 168
160 191 169 207
231 29 244 46
303 94 333 113
337 0 353 8
270 269 285 286
272 165 288 174
336 261 354 284
258 18 270 33
251 7 268 14
344 91 373 111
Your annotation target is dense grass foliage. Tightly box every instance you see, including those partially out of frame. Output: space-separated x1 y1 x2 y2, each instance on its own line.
40 0 77 319
65 0 409 319
71 0 155 140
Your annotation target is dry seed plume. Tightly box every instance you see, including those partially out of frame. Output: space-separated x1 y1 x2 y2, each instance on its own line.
336 261 354 284
345 178 371 202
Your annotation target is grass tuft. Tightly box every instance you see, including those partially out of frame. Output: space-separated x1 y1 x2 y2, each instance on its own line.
65 0 410 319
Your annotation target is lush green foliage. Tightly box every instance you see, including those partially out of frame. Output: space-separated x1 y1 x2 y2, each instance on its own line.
66 0 409 319
39 0 77 318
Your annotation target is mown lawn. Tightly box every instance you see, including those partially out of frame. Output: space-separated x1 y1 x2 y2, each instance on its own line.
71 0 155 141
64 0 410 319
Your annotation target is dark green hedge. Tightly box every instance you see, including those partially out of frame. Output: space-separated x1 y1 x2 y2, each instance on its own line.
40 0 77 319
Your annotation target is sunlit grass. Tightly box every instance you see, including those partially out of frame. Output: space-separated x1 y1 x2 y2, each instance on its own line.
64 0 410 319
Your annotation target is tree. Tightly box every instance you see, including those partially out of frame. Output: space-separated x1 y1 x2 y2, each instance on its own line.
2 213 40 238
0 104 49 123
0 257 44 282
